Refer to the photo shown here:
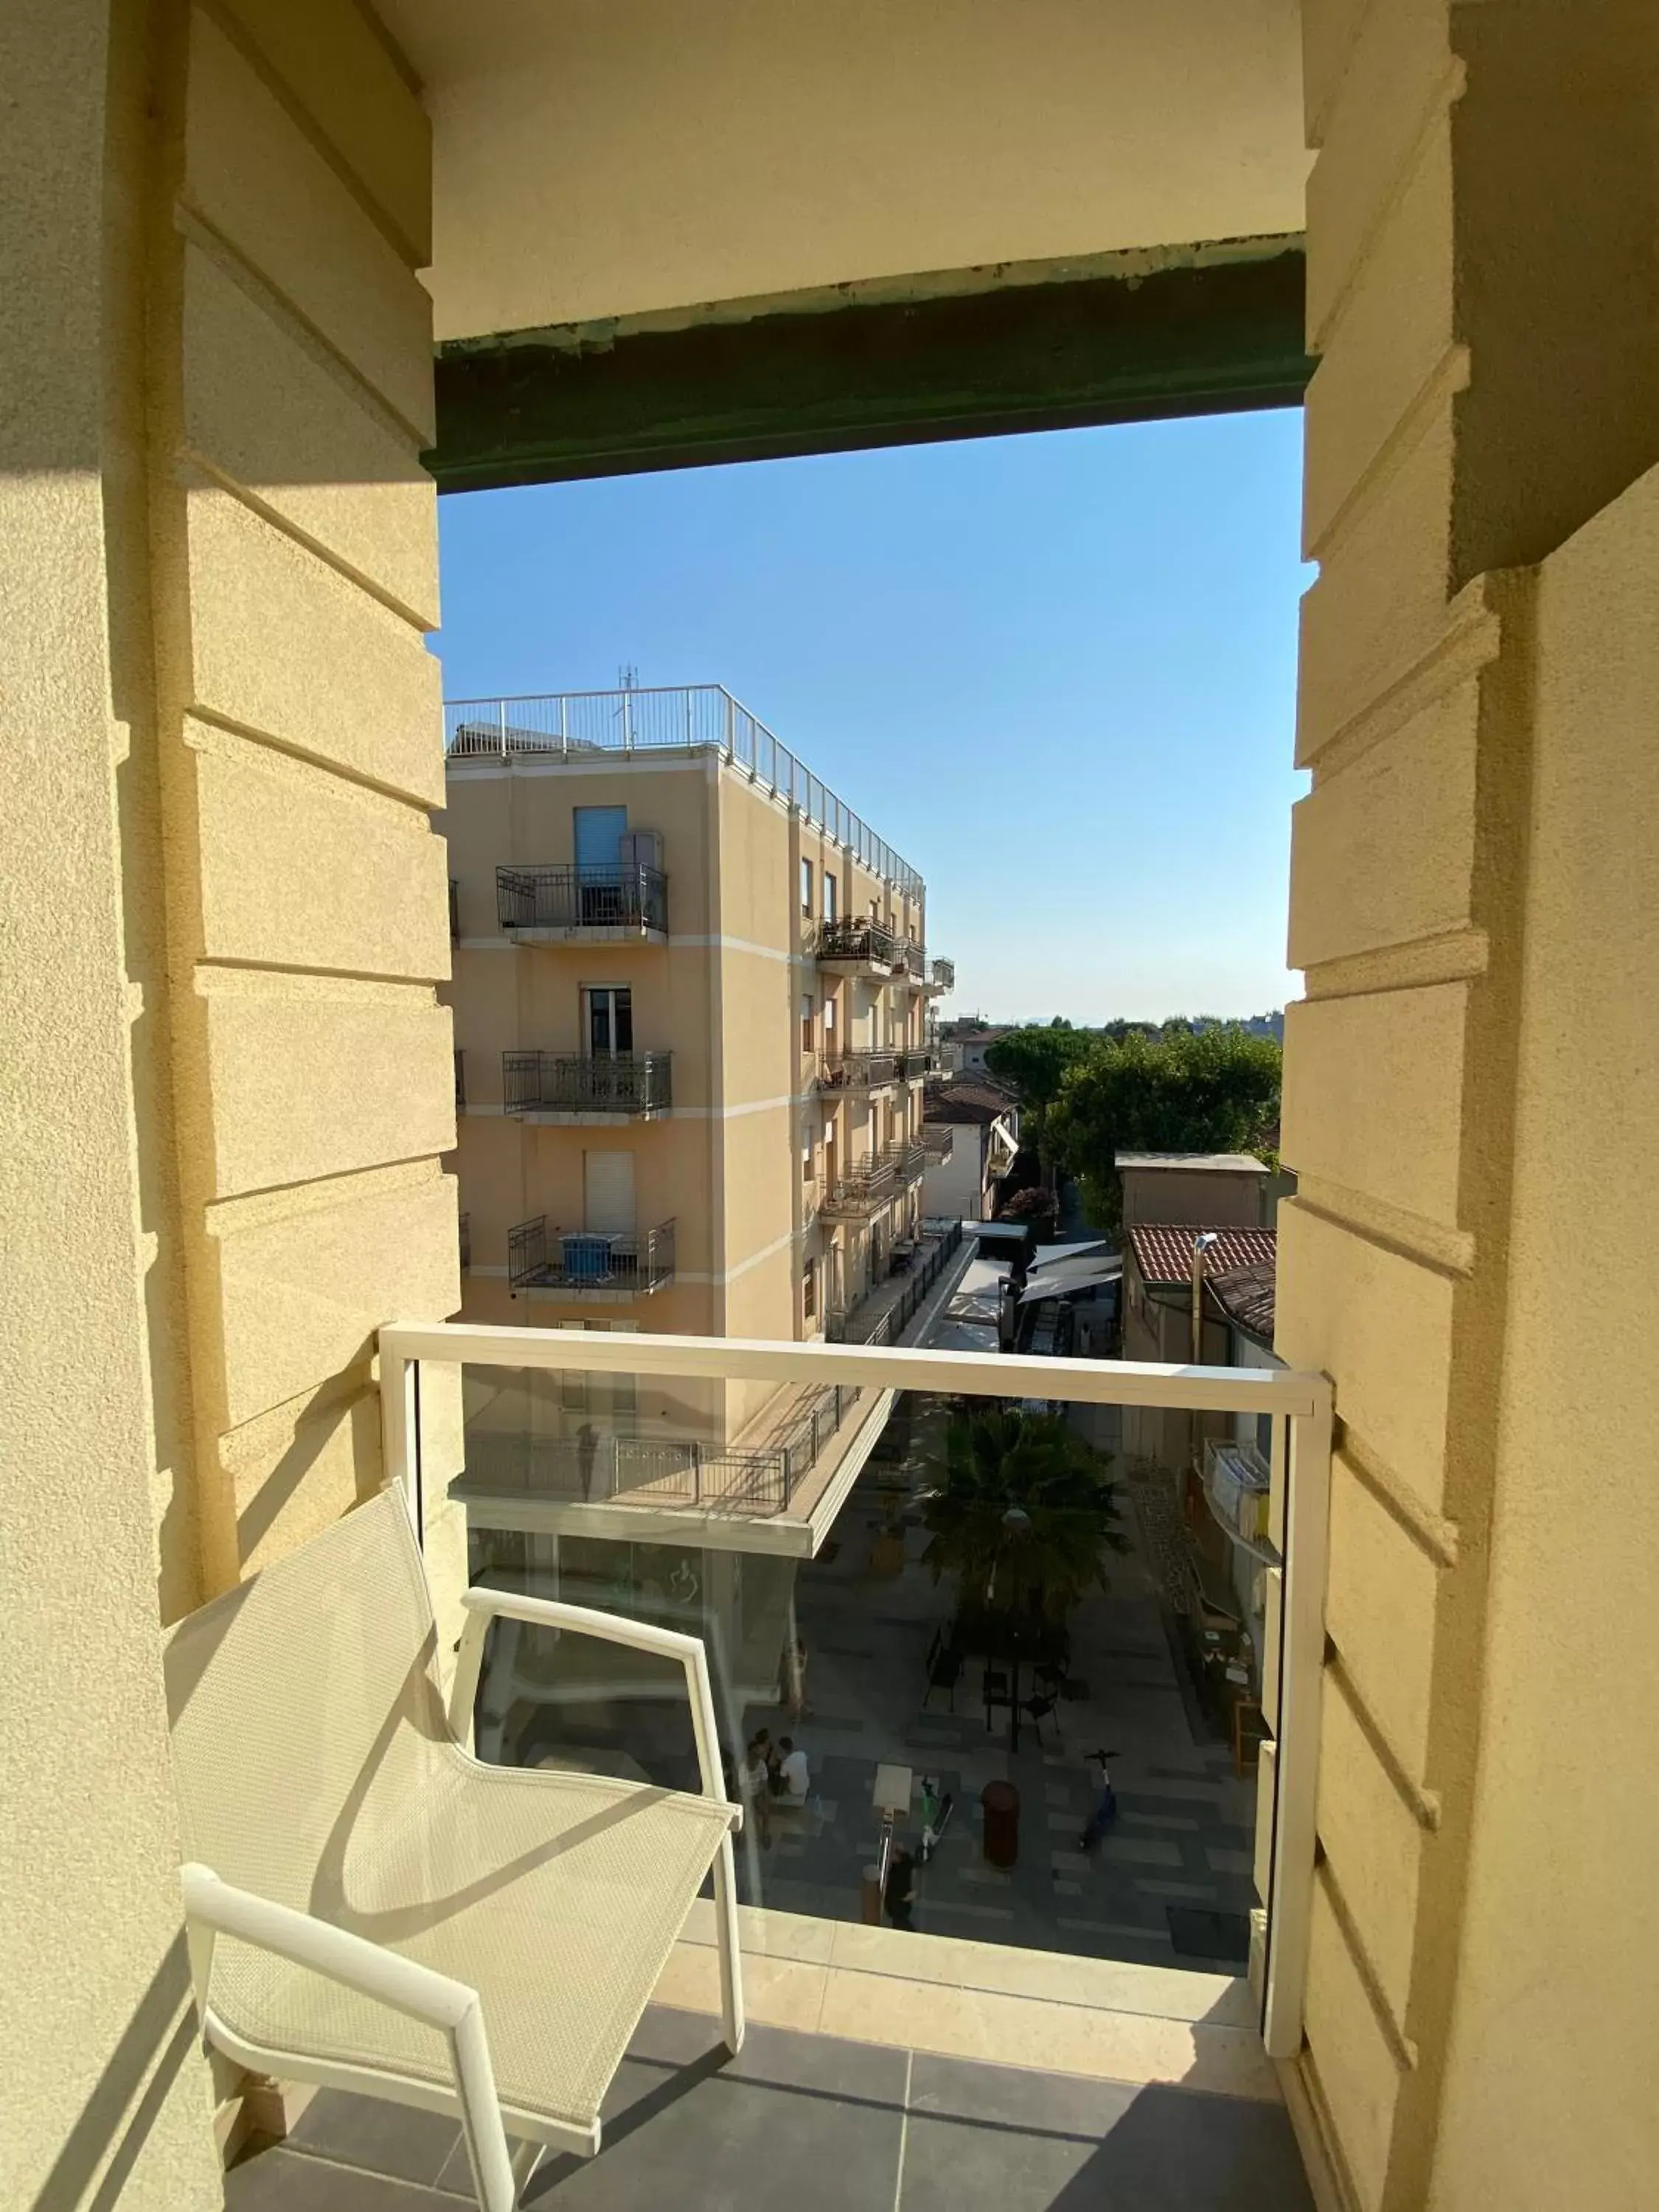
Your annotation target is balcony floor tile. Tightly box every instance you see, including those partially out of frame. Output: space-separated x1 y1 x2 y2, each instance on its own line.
229 2003 1310 2211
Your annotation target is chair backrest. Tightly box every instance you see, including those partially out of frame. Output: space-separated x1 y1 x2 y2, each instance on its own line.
164 1489 447 1919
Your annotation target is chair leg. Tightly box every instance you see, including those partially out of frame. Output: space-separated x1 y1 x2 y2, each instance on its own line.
712 1831 745 2054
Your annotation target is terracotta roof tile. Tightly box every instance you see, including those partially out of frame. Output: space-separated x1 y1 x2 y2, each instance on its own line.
1206 1259 1277 1342
1127 1223 1278 1287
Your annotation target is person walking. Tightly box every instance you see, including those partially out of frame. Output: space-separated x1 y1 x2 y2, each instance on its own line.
1078 1748 1121 1851
576 1421 599 1502
883 1846 917 1931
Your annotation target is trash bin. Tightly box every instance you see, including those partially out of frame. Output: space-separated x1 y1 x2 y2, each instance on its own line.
560 1233 613 1286
981 1778 1019 1868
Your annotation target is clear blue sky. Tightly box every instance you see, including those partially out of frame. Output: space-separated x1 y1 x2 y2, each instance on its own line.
434 410 1312 1023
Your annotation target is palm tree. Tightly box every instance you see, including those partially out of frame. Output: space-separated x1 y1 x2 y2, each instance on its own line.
921 1405 1129 1630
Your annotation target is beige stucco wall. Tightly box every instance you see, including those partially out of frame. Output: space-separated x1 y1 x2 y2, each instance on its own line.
1 4 220 2199
384 0 1307 340
1425 462 1659 2212
1284 6 1659 2208
3 0 453 2198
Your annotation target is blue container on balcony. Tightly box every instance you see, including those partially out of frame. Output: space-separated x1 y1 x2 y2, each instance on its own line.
560 1233 613 1285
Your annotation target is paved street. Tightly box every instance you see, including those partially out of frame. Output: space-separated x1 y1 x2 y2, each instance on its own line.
735 1404 1257 1972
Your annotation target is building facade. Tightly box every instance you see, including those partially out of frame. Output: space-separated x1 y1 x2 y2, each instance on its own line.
921 1079 1020 1219
441 687 941 1356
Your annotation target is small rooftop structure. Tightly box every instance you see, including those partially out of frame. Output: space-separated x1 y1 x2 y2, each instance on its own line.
1116 1151 1271 1231
1114 1151 1267 1172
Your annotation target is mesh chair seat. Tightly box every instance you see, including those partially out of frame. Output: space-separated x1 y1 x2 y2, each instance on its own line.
165 1490 733 2138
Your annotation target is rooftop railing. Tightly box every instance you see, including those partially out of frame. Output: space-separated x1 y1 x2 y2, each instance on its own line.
507 1216 676 1296
503 1051 672 1116
445 685 923 899
497 863 668 937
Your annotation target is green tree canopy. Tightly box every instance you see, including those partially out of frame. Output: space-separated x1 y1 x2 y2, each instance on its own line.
922 1406 1129 1626
982 1025 1096 1161
1048 1023 1281 1230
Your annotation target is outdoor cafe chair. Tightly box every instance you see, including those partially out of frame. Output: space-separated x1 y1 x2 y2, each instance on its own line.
164 1488 744 2210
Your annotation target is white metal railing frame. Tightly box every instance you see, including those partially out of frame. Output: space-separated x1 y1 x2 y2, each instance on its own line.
380 1321 1331 2067
444 685 924 900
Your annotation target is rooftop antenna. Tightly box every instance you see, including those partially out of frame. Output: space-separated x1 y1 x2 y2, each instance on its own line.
616 664 640 750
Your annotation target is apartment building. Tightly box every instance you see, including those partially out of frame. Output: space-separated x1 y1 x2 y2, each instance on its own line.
442 684 946 1352
13 9 1659 2212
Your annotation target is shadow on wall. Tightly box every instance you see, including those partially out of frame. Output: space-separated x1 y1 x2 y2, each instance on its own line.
231 1364 382 1576
26 1934 200 2212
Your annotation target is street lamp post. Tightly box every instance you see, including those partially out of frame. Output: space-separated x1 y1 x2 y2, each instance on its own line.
1189 1231 1220 1478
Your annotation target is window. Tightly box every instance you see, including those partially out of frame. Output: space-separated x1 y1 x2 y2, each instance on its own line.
800 993 814 1055
584 986 633 1055
801 1136 814 1183
823 871 837 921
802 1259 817 1321
801 858 813 914
823 992 836 1037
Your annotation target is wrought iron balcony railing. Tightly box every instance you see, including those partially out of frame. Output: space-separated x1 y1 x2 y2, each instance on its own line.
507 1215 676 1296
818 1155 902 1218
818 1047 900 1093
898 1048 934 1080
927 956 955 993
496 862 668 936
502 1051 672 1116
890 937 928 981
814 917 897 970
922 1123 956 1161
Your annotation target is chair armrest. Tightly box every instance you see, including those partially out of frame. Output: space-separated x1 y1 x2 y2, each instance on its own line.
448 1587 736 1820
180 1865 519 2209
180 1863 476 2029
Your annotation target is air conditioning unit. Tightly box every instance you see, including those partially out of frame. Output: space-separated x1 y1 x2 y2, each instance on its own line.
619 829 663 872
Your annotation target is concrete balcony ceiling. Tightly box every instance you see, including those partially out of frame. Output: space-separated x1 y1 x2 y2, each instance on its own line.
375 0 1312 487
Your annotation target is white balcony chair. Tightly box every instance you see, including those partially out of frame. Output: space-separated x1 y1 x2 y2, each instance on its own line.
164 1487 744 2210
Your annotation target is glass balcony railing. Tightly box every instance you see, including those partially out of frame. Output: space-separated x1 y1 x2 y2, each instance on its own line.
376 1315 1332 2071
502 1051 673 1116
